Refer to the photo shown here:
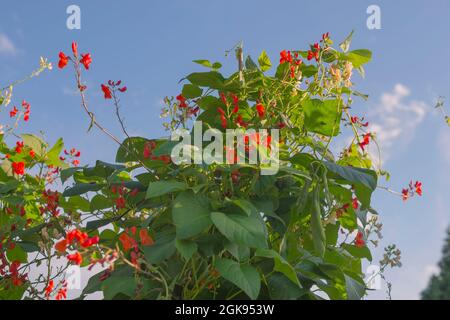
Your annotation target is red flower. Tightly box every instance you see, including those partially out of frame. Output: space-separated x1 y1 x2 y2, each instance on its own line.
55 239 68 253
67 252 83 265
115 197 126 210
414 181 422 196
56 288 67 300
58 52 69 69
402 188 409 201
232 95 239 113
307 43 320 61
22 100 31 122
235 114 248 128
118 86 127 92
71 42 78 57
279 50 293 64
352 197 359 209
119 232 137 252
101 84 112 99
29 150 35 158
176 94 187 108
81 236 99 248
220 92 227 105
139 229 154 246
15 141 24 154
289 65 296 78
355 231 365 248
66 229 88 244
255 103 265 118
9 106 18 118
358 133 371 151
45 280 54 298
12 162 25 175
80 53 92 70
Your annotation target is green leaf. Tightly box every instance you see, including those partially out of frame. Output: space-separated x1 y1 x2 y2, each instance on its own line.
86 217 119 230
146 180 187 199
211 211 267 249
0 180 20 194
115 137 147 163
60 167 82 184
268 273 307 300
45 138 64 166
300 64 318 78
90 194 112 211
186 72 225 89
62 183 103 197
193 59 212 68
245 55 258 70
258 50 272 72
228 198 258 216
21 134 47 157
303 98 342 137
342 243 372 262
175 239 197 261
311 184 326 257
339 30 354 53
172 191 212 239
181 84 203 99
215 258 261 300
346 49 372 68
143 234 176 264
255 249 300 286
324 161 377 208
7 245 27 263
344 273 366 300
151 140 178 157
102 276 137 300
18 242 40 253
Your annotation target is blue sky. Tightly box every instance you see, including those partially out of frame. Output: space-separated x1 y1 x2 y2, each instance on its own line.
1 0 449 299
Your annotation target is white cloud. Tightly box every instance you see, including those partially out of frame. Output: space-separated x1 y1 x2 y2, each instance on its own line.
0 33 17 55
367 84 429 164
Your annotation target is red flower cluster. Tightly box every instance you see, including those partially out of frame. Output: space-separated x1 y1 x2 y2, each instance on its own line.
15 141 24 154
119 227 154 265
177 94 188 108
354 231 365 248
55 285 67 300
40 189 60 217
176 94 199 116
58 42 92 70
45 280 54 298
255 103 265 119
101 84 112 99
101 80 127 100
350 116 369 127
9 100 31 122
352 197 359 210
307 43 321 61
358 133 371 151
402 180 423 201
218 107 227 129
54 229 100 265
60 148 81 166
12 162 25 175
279 50 302 78
44 279 67 300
